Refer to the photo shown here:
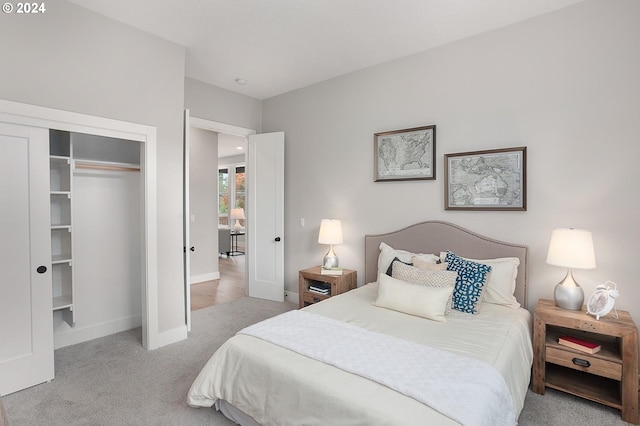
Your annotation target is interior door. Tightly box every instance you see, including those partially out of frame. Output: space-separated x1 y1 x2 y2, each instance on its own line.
182 110 192 331
0 122 54 395
247 132 285 301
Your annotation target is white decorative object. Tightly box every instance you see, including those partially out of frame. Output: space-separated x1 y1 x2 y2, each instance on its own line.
318 219 342 268
230 208 245 231
587 281 619 320
546 228 596 310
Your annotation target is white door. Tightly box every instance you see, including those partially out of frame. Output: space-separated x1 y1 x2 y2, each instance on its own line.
182 110 192 331
0 122 54 395
247 132 285 302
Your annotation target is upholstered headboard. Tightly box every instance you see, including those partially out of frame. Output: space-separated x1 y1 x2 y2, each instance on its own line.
364 221 529 307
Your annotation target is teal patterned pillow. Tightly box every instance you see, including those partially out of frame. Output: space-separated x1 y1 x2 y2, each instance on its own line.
445 251 492 314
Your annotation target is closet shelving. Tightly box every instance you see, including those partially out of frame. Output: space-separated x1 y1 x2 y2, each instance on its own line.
49 130 75 326
49 130 142 329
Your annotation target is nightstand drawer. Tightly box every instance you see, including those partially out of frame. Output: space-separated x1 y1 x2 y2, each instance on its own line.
303 292 329 305
546 347 622 380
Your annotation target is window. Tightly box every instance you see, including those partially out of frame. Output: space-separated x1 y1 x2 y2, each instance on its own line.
235 166 245 211
218 164 245 227
218 168 229 226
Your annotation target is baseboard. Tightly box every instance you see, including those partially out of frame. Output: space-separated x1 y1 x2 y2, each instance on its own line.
156 325 188 348
190 272 220 284
284 291 299 304
54 314 142 349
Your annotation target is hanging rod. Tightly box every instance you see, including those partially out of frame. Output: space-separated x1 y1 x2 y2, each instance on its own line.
74 159 140 172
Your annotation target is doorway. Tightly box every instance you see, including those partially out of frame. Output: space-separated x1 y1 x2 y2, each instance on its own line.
189 133 247 311
183 113 255 327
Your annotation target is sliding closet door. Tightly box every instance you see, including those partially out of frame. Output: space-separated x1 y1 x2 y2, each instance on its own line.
0 122 54 395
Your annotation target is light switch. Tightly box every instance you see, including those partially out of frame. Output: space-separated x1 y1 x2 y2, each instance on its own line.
299 218 305 228
190 215 196 222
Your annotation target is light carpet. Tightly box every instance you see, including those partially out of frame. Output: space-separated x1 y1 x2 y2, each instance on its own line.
3 297 634 425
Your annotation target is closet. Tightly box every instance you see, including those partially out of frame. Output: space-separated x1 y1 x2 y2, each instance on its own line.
0 121 144 396
48 130 142 348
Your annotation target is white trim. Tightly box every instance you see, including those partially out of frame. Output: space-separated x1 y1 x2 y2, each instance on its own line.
156 325 188 348
0 98 159 351
190 272 220 284
218 159 246 168
53 314 142 349
189 116 256 137
183 110 192 332
284 291 299 304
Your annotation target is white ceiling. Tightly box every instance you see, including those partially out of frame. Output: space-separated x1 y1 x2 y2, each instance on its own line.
218 133 247 160
68 0 583 100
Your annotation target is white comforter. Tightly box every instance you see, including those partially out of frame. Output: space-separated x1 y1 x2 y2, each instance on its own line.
240 310 515 426
188 283 533 426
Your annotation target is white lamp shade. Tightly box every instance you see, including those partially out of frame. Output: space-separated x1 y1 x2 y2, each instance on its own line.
546 228 596 269
318 219 343 245
230 208 245 220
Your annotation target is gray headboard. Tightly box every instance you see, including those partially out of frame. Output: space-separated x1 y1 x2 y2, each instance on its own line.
364 221 529 307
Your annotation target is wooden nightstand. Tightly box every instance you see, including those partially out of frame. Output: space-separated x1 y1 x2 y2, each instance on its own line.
298 266 357 308
533 299 639 424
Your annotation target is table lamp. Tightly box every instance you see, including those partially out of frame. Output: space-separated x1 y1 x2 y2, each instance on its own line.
318 219 343 269
546 228 596 310
230 208 245 231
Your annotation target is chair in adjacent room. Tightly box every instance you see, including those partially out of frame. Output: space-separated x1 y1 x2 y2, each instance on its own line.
218 228 231 257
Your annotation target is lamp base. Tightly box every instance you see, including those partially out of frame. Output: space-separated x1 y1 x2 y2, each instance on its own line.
553 269 584 310
322 245 339 269
233 220 242 231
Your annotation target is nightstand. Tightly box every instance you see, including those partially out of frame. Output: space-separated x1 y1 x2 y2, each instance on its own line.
298 266 357 308
533 299 639 424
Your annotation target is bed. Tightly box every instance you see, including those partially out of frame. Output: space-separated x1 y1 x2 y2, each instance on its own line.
188 221 533 425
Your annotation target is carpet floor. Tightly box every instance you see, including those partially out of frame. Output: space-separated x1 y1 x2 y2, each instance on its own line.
3 297 635 425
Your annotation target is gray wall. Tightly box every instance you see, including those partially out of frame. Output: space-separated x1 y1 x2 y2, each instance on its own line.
0 1 187 334
185 77 262 132
262 0 640 330
189 127 219 281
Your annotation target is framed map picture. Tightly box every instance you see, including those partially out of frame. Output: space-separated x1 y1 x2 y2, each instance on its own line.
444 146 527 211
374 125 436 181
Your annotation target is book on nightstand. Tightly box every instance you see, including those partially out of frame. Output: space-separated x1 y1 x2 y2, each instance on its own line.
309 283 330 295
320 267 343 275
558 335 602 354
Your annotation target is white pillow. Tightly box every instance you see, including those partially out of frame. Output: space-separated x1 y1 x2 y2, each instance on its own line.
378 242 439 277
391 261 456 315
374 273 453 322
440 252 520 309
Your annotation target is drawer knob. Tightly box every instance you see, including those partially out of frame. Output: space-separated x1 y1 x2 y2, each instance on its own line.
313 297 320 302
572 358 591 368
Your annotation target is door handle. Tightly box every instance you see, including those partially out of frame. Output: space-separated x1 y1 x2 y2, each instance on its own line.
274 237 281 242
36 265 47 274
190 246 195 252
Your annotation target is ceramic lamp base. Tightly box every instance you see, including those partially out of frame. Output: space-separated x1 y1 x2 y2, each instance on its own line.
322 245 339 269
553 269 584 310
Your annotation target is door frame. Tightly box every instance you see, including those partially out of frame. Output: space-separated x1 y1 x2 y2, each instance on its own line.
183 112 255 330
0 99 160 350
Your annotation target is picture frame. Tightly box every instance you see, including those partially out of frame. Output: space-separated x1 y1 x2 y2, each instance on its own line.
374 125 436 181
444 146 527 211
